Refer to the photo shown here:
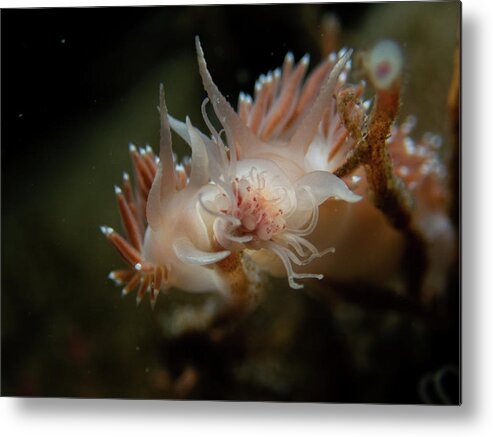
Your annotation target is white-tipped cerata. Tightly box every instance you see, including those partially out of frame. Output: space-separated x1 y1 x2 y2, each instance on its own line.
287 49 353 153
100 225 114 236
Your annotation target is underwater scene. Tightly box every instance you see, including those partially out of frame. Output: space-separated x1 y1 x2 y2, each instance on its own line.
1 2 460 403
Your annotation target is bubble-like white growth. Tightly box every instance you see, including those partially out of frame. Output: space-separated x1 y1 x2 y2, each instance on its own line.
368 40 403 90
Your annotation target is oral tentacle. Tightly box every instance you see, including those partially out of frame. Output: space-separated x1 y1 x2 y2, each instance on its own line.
195 36 269 157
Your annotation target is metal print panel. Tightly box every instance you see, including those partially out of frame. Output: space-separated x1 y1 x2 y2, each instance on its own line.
1 2 460 404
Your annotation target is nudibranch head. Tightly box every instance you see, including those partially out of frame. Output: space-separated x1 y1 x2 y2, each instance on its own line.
101 37 362 305
190 37 360 289
197 156 360 289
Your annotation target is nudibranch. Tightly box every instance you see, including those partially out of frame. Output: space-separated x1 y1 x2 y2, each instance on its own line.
101 37 362 305
102 36 455 307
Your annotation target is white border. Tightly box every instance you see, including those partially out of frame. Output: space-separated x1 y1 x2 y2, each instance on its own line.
2 0 492 436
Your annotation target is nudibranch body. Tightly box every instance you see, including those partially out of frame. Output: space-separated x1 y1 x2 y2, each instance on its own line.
102 37 453 306
101 38 362 304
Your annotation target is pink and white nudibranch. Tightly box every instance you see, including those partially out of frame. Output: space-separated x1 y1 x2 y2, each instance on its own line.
101 37 361 305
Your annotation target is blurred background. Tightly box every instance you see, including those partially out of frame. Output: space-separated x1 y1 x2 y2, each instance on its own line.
1 2 460 402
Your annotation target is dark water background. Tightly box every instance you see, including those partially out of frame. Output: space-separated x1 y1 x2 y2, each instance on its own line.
1 3 460 402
